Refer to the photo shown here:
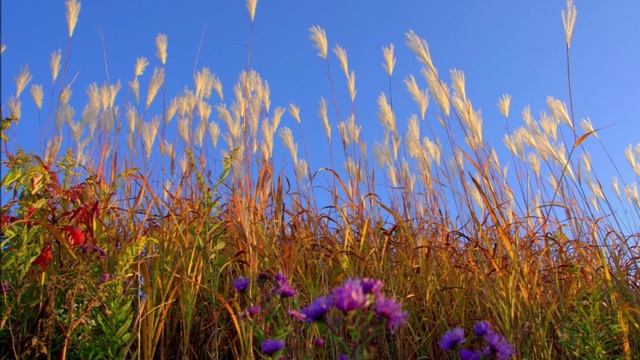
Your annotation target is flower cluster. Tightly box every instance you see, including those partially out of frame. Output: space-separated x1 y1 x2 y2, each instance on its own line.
439 321 514 359
294 278 407 334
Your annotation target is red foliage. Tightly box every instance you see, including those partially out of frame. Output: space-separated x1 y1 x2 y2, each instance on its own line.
32 245 53 270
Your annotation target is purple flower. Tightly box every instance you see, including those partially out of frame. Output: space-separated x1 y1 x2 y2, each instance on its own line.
484 332 514 359
459 349 482 360
301 296 332 322
474 320 491 337
332 279 366 312
274 272 287 283
274 273 296 298
260 339 285 356
313 338 325 347
339 354 348 360
233 276 250 292
361 278 384 295
278 282 297 298
247 304 261 317
438 327 465 350
374 296 408 334
99 272 111 284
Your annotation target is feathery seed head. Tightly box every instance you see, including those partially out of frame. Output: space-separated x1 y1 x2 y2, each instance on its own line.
129 78 140 104
309 26 328 59
155 34 168 65
134 57 149 77
405 75 429 120
580 117 597 138
319 97 331 141
347 71 357 102
65 0 81 38
50 49 62 82
15 66 32 98
377 93 396 134
246 0 258 22
498 94 511 118
562 0 577 47
382 44 396 76
141 117 160 158
279 127 298 164
406 30 435 73
546 96 572 128
612 177 621 198
7 97 22 120
146 67 165 109
208 121 220 148
30 84 44 110
406 115 421 159
289 104 301 123
333 45 349 77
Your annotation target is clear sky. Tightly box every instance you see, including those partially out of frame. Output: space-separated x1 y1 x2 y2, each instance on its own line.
2 1 640 195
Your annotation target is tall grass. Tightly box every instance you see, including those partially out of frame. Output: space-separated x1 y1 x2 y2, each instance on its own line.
1 0 639 359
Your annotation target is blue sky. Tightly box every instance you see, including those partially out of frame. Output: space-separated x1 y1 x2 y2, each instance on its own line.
2 1 640 199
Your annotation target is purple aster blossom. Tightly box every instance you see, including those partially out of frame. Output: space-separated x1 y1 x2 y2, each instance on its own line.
374 296 408 334
260 339 285 356
332 279 366 312
288 309 307 322
247 304 261 317
339 354 348 360
483 331 514 359
313 338 325 347
474 320 491 337
438 327 465 350
274 272 287 283
459 348 482 360
233 276 250 292
277 282 297 298
361 278 384 295
273 272 296 297
300 296 333 322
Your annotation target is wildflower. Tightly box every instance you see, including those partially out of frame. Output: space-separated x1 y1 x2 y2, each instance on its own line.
339 354 348 360
260 339 285 356
278 282 297 298
361 278 383 295
332 279 365 312
313 338 325 347
374 296 408 334
473 320 491 337
247 304 261 317
301 296 332 322
275 273 296 297
438 327 465 350
32 245 53 270
459 348 482 360
233 276 250 292
483 331 514 359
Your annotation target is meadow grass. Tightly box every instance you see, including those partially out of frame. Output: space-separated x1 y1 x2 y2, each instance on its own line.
1 0 639 358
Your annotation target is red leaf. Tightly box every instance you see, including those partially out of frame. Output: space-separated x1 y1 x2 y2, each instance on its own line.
62 226 86 246
32 245 53 270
